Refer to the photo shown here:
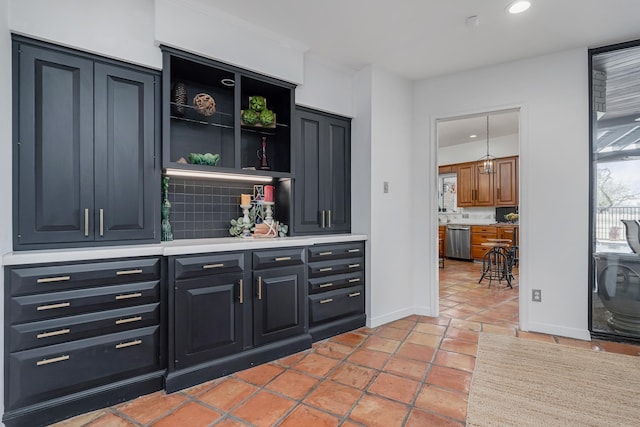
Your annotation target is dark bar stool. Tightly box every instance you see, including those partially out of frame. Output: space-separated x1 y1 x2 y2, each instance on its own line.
479 241 512 288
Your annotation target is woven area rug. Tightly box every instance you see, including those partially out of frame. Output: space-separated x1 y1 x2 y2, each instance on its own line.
466 333 640 427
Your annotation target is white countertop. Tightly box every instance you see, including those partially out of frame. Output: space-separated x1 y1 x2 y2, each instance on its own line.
2 234 368 266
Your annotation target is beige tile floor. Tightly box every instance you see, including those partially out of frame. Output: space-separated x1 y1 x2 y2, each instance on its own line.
51 259 640 426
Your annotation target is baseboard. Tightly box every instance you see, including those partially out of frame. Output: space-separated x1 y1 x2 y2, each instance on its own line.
526 322 591 341
368 307 417 328
309 314 366 342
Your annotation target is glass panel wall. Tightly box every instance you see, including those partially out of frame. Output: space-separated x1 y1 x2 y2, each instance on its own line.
590 41 640 343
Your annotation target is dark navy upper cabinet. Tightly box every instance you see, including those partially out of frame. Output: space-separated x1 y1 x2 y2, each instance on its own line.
13 37 160 250
294 107 351 234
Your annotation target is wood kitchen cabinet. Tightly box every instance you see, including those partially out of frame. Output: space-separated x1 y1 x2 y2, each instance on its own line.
471 225 498 260
494 156 519 206
454 156 517 207
13 36 159 250
294 107 351 234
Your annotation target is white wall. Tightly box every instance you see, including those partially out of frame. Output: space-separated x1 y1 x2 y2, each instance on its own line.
413 48 591 339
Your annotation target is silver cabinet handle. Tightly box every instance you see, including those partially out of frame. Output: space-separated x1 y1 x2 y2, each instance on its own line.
203 263 224 269
99 208 104 237
37 302 70 311
116 316 142 325
115 339 142 349
321 210 326 228
37 328 70 339
115 292 142 300
319 283 334 288
327 209 332 228
275 257 291 261
319 267 333 272
348 278 361 283
319 251 333 256
257 276 263 300
116 269 143 276
349 264 361 268
37 355 69 366
348 249 360 253
239 279 244 304
84 208 89 237
37 275 70 284
320 298 333 304
349 292 361 297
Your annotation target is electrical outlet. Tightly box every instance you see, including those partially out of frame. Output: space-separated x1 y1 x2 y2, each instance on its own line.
462 213 469 219
532 289 542 302
383 181 389 193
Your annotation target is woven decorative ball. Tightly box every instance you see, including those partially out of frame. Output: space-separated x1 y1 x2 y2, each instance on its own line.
193 93 216 116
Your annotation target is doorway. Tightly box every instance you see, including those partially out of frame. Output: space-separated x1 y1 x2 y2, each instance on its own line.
436 109 520 327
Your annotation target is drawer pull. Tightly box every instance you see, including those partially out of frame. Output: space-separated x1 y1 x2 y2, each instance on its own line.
37 276 70 284
320 298 333 304
319 267 333 272
203 263 224 269
37 302 70 311
116 339 142 349
115 292 142 300
348 278 361 283
116 269 143 276
275 256 292 261
37 355 69 366
37 328 70 339
319 251 333 256
257 276 263 300
319 283 334 288
347 249 361 253
239 279 244 304
349 292 362 297
115 316 142 325
349 264 361 268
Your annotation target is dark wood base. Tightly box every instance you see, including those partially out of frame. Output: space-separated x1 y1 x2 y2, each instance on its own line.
309 314 366 342
165 333 312 393
2 371 164 427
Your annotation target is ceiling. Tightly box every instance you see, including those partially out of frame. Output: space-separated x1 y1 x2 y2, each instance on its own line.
206 0 640 81
437 110 519 148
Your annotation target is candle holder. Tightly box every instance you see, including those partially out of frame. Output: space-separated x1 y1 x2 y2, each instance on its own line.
263 201 274 225
240 204 253 238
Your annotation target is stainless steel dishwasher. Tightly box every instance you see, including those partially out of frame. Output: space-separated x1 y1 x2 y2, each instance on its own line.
446 225 471 260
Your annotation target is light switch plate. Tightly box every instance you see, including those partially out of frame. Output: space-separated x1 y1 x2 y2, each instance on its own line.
383 181 389 193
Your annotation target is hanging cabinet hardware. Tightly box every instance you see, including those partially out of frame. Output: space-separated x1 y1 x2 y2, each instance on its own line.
319 251 333 256
349 292 361 297
115 292 142 300
319 283 334 288
116 269 143 276
115 339 142 349
115 316 142 325
36 355 69 366
321 210 326 228
84 209 89 237
37 275 70 284
348 278 361 283
327 210 332 228
37 302 70 311
239 279 244 304
257 276 263 300
99 209 104 236
37 328 70 339
203 263 224 269
319 267 333 272
275 257 291 261
320 298 333 304
347 249 360 253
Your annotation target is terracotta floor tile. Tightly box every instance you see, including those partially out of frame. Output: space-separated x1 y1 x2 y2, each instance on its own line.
425 365 472 393
594 339 640 356
330 331 367 347
212 418 248 427
387 319 416 330
449 318 482 332
198 378 259 412
375 326 411 341
274 351 308 367
517 331 556 343
294 353 340 377
349 394 410 427
481 323 518 336
265 370 319 399
233 363 284 386
86 413 136 427
231 390 295 426
347 348 390 369
180 378 219 397
433 349 476 372
405 408 464 427
557 336 599 350
406 331 442 348
313 340 354 359
357 326 379 335
117 391 187 424
440 337 478 356
383 356 430 381
413 322 447 336
445 327 479 342
304 380 363 416
152 402 221 427
395 342 436 363
414 384 467 422
418 315 451 326
341 422 363 427
328 362 377 389
51 409 109 427
278 404 340 427
362 335 401 353
368 372 420 404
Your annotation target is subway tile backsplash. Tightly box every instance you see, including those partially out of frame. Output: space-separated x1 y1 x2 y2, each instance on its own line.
167 178 255 239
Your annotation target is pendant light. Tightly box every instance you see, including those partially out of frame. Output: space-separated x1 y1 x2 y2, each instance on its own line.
478 115 496 174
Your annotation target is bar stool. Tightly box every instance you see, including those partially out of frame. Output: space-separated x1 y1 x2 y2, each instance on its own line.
479 241 512 288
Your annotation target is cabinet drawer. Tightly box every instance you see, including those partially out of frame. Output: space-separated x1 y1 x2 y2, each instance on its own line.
308 272 364 294
309 286 364 325
9 303 160 352
6 326 160 411
472 245 492 259
471 233 498 244
174 252 244 280
10 280 160 324
308 242 364 262
308 258 364 278
252 247 305 270
8 257 161 296
471 226 497 234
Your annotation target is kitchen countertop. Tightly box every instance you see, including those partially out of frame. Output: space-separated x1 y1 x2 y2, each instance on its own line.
440 222 519 227
2 233 368 266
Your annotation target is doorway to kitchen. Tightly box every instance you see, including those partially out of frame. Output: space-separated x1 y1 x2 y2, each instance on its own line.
436 109 520 325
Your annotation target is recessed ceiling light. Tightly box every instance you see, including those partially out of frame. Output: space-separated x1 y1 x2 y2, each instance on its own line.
506 1 531 14
470 134 477 138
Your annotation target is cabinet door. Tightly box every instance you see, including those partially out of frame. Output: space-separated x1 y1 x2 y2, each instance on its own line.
15 43 95 247
94 63 158 241
495 156 518 206
253 266 305 346
474 163 494 206
294 108 324 233
324 116 351 232
456 163 475 207
174 274 244 367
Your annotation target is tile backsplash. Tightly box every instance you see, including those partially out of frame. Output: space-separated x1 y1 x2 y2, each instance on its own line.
166 178 254 239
